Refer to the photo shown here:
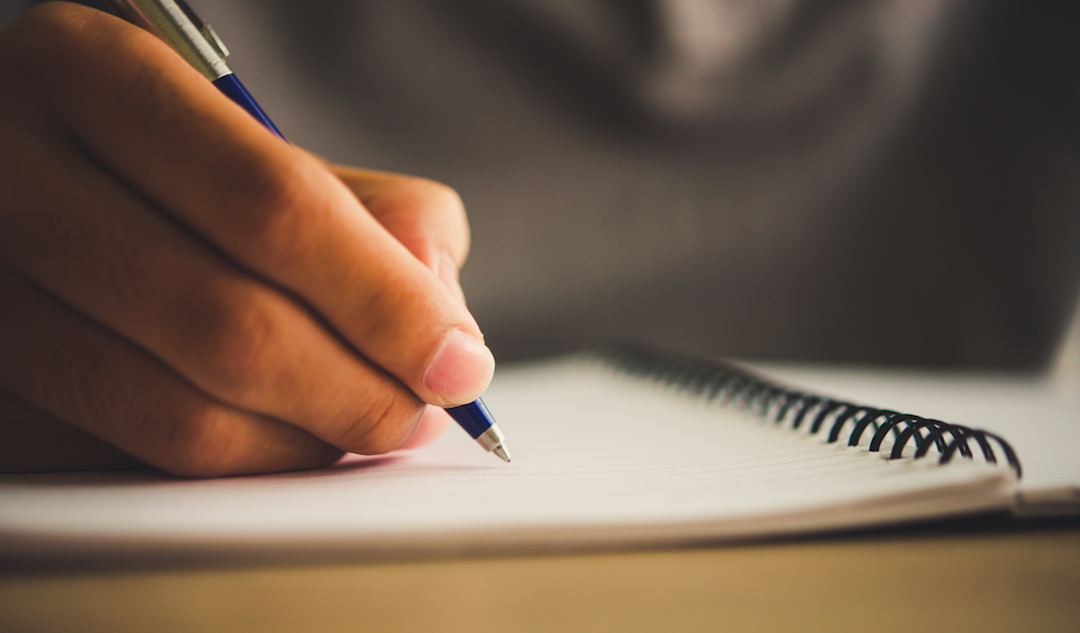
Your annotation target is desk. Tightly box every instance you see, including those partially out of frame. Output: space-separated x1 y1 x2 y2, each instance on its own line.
2 520 1078 633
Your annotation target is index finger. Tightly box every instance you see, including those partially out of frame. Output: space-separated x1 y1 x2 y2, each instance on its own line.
31 6 494 407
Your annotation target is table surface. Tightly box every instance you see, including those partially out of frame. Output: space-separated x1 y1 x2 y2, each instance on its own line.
2 518 1079 633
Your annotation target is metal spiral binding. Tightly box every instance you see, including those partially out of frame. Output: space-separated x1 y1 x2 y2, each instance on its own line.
589 344 1022 477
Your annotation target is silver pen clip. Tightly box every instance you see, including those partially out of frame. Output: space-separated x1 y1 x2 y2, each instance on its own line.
173 0 229 58
102 0 233 81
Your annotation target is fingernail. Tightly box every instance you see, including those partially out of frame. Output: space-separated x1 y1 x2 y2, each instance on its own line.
423 329 495 405
439 254 467 305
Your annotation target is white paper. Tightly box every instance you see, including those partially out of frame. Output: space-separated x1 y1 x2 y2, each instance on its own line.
0 357 1032 562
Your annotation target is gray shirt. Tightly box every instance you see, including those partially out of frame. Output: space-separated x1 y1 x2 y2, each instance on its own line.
10 0 1080 367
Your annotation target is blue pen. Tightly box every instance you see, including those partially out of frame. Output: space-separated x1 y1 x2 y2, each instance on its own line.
103 0 510 463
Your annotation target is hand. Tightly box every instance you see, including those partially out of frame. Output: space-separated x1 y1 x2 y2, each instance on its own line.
0 3 493 476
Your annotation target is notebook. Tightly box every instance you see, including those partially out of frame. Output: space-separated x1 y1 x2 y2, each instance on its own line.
1 345 1077 564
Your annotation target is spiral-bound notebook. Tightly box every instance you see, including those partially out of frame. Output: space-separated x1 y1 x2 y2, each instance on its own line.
1 346 1078 563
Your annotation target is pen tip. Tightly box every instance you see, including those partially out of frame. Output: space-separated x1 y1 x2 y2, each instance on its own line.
492 444 511 463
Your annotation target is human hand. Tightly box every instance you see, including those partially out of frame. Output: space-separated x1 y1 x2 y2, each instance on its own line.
0 3 493 476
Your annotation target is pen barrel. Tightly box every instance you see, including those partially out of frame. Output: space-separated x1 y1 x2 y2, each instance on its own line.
447 400 496 439
212 75 286 140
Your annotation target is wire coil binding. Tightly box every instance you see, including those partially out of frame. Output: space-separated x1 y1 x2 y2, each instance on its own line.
589 344 1022 477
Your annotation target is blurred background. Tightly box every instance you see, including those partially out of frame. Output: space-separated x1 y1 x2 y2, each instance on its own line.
7 0 1080 369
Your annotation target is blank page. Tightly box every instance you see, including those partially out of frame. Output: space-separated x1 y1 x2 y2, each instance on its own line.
0 357 1016 562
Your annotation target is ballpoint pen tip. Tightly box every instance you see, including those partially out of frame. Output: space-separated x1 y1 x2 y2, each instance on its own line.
492 445 511 463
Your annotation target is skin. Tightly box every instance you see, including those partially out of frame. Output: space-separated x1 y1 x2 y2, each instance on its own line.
0 2 494 476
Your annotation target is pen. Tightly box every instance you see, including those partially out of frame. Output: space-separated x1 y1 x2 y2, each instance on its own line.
102 0 511 463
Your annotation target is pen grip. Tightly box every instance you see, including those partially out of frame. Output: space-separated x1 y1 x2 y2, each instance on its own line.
212 74 285 140
447 400 495 439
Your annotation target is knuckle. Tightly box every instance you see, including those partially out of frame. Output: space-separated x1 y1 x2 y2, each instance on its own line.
414 177 465 213
219 155 326 268
416 178 471 259
148 394 342 477
371 175 467 230
37 341 236 477
154 403 239 477
180 286 283 405
332 389 425 455
409 178 468 225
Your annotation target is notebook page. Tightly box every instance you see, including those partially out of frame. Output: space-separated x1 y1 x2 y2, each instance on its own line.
0 358 1015 559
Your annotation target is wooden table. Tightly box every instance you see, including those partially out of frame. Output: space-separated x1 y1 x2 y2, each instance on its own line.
3 518 1078 633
